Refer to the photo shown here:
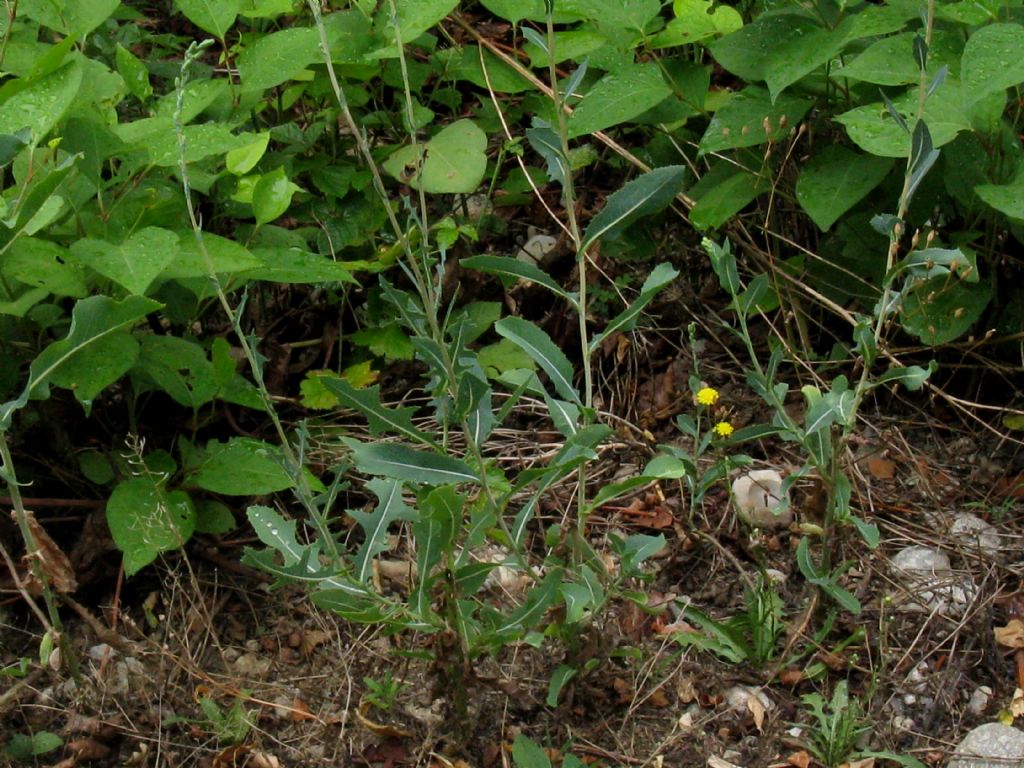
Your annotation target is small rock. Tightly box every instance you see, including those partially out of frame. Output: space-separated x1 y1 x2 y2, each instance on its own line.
950 513 1001 558
234 653 271 678
87 644 116 662
764 568 787 584
515 234 558 266
222 647 241 663
731 469 791 529
889 546 977 616
462 194 493 220
967 686 993 717
723 684 773 713
891 546 951 574
949 723 1024 768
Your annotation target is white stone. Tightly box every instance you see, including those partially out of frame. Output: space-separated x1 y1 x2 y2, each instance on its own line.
967 686 993 717
949 723 1024 768
234 652 272 678
889 547 977 617
515 234 558 266
950 513 1001 558
723 684 773 713
731 469 791 529
891 546 951 574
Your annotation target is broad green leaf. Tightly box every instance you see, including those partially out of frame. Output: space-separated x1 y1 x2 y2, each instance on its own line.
161 232 263 279
709 14 820 82
246 248 358 284
226 131 270 175
699 87 813 154
106 477 195 576
238 27 319 91
478 338 537 379
383 120 487 194
4 238 87 297
134 335 219 408
494 316 579 403
590 263 679 349
479 0 583 23
20 0 118 35
240 0 294 17
323 379 434 446
961 23 1024 107
350 478 416 582
582 166 687 251
689 165 767 231
349 324 415 359
175 0 240 39
643 454 688 479
461 254 575 303
1 296 160 424
833 30 961 86
195 500 236 534
0 61 82 143
523 30 607 67
191 438 299 495
49 332 138 404
568 63 671 138
976 168 1024 220
372 0 461 57
70 227 180 296
764 17 853 100
796 146 893 230
900 278 990 345
570 0 660 33
650 0 741 48
344 439 479 485
512 734 553 768
252 167 301 225
445 44 535 92
115 44 152 101
146 122 252 166
836 78 970 158
4 730 63 760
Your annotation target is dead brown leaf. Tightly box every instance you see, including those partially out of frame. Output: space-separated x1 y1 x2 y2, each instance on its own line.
648 686 670 708
67 737 111 761
211 744 251 768
841 759 875 768
20 510 78 594
867 457 896 480
290 697 316 721
246 751 281 768
786 751 811 768
299 629 331 656
995 619 1024 649
747 695 765 732
778 668 803 686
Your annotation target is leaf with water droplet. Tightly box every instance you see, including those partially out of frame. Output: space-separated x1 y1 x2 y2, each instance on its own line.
0 61 82 144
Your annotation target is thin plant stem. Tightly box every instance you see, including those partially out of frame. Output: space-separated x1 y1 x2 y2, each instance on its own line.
172 40 342 566
0 431 78 678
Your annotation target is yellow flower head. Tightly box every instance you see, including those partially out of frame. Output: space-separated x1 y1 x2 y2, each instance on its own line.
696 387 720 407
713 421 734 438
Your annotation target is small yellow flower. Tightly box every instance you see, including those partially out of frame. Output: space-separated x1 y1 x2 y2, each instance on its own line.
696 387 720 407
713 421 734 438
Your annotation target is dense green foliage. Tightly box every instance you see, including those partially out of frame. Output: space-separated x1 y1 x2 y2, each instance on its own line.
0 0 1021 750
